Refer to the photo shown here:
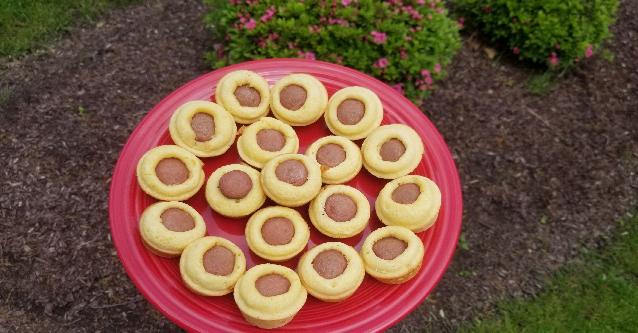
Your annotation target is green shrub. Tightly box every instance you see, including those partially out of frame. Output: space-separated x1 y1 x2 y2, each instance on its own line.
454 0 619 68
204 0 461 103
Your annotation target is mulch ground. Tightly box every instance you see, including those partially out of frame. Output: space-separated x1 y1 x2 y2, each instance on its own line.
1 0 636 332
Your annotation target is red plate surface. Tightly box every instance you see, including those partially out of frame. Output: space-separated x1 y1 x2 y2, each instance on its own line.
109 59 462 332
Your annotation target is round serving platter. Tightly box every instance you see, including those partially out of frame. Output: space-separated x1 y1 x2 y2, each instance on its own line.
109 59 462 332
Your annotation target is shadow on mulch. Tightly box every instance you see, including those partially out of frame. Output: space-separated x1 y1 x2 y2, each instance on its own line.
0 0 636 332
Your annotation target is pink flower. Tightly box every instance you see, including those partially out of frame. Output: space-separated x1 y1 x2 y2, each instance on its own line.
216 48 225 59
370 31 387 44
267 32 279 41
298 51 316 60
420 69 433 85
400 49 408 59
403 6 422 20
424 76 433 85
392 83 404 94
342 0 352 5
309 25 321 33
457 17 465 28
328 18 349 26
549 52 559 66
417 0 425 4
585 45 593 58
434 63 442 73
244 18 256 30
512 47 520 55
260 6 276 22
373 57 389 68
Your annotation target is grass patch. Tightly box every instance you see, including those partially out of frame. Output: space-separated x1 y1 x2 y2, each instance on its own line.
0 0 137 58
76 105 88 117
600 49 616 63
526 72 555 95
458 232 470 251
0 84 11 108
463 213 638 333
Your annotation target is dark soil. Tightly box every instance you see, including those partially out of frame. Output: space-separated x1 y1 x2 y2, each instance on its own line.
1 1 636 332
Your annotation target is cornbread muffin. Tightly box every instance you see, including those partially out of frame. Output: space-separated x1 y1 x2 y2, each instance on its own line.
168 100 237 157
260 154 322 207
205 163 266 218
215 70 270 124
237 117 299 169
359 226 424 284
139 201 207 257
361 124 424 179
234 264 308 329
324 86 383 140
304 136 362 184
180 236 246 296
297 242 365 302
308 185 370 238
245 206 310 262
270 74 328 126
376 175 441 232
136 145 205 201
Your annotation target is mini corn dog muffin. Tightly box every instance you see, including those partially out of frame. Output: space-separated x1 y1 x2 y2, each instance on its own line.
180 236 246 296
136 145 205 201
297 242 365 302
308 185 370 238
205 163 266 218
324 86 383 140
270 74 328 126
359 226 424 284
305 136 362 184
245 206 310 262
237 117 299 169
260 154 322 207
234 264 307 329
215 70 270 124
168 100 237 157
139 201 207 257
376 175 441 232
361 124 424 179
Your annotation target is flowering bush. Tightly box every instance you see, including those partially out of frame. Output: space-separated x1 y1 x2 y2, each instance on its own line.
454 0 619 68
204 0 461 102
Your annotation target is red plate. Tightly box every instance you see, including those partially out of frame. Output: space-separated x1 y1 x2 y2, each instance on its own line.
109 59 462 332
